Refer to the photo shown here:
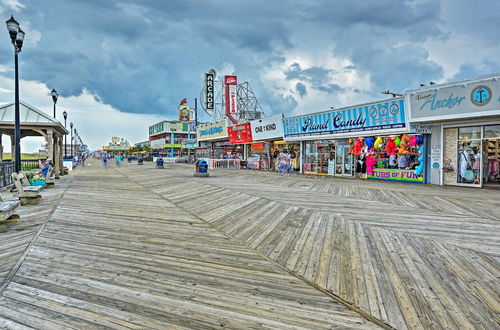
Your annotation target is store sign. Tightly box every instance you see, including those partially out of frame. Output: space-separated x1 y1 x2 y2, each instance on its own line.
250 115 284 141
225 75 238 124
149 122 165 136
228 123 253 144
368 169 423 183
149 121 194 136
431 146 441 169
205 70 215 111
181 139 197 149
409 76 500 121
283 99 406 138
409 124 432 134
197 120 228 141
150 138 166 149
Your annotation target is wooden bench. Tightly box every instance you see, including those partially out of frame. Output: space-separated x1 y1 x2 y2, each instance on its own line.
12 173 42 205
19 171 44 193
0 199 20 233
45 166 55 187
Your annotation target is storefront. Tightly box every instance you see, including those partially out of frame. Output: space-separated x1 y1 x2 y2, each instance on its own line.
283 98 427 182
195 120 238 159
149 120 196 157
408 73 500 188
249 115 285 170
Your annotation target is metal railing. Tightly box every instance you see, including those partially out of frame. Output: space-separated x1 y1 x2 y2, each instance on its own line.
20 158 47 171
0 162 14 187
202 159 245 170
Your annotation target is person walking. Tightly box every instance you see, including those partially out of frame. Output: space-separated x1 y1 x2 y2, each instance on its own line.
102 154 108 170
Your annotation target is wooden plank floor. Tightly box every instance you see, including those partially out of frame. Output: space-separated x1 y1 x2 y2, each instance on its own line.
123 163 500 330
0 162 377 329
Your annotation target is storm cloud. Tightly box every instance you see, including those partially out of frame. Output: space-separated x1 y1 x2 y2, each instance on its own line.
0 0 498 121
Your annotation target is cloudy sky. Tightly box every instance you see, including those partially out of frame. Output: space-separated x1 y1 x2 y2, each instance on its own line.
0 0 498 151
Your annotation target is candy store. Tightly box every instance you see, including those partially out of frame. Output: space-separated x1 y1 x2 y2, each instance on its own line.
283 98 428 183
408 73 500 188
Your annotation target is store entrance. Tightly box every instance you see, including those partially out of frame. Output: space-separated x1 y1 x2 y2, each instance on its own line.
483 138 500 188
335 145 353 176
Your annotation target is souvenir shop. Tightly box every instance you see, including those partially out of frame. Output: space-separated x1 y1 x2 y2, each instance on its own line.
248 115 288 171
195 120 245 159
283 98 428 183
408 73 500 188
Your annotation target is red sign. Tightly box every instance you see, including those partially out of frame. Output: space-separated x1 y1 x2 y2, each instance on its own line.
228 123 253 144
224 75 237 85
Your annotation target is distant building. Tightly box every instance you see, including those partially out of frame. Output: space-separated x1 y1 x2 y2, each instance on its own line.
148 120 196 157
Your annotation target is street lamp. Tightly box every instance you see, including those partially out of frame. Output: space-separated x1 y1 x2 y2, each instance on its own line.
50 89 58 164
6 15 25 173
63 111 67 158
74 128 77 156
70 122 73 158
51 89 58 118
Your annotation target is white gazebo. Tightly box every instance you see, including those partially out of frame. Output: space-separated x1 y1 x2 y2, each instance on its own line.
0 101 68 176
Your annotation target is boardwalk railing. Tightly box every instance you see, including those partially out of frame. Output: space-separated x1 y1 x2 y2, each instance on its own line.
201 159 244 170
0 161 14 187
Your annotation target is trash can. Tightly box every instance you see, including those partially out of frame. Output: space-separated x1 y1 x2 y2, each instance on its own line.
156 157 164 169
128 156 132 163
194 160 209 177
138 156 144 165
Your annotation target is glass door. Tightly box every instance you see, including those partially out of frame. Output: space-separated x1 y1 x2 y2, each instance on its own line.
343 145 353 176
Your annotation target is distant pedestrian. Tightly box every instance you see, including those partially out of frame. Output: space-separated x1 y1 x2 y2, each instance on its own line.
102 154 108 170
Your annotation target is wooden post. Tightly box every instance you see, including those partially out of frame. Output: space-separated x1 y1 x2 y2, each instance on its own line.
54 134 60 179
0 134 3 162
10 135 15 166
47 129 53 164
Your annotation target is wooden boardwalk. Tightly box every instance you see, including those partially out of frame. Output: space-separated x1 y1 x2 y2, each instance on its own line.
0 160 498 329
0 162 376 329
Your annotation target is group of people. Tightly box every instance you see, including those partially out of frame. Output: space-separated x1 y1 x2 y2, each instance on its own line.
101 153 124 169
273 150 299 174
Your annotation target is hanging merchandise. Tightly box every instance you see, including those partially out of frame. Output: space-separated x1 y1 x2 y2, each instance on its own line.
394 136 401 147
366 152 378 176
365 137 375 151
374 136 383 149
414 145 425 175
354 137 364 155
386 137 398 155
409 135 417 147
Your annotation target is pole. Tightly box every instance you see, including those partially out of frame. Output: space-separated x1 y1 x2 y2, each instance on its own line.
194 97 198 127
64 118 67 158
14 50 21 173
70 130 73 158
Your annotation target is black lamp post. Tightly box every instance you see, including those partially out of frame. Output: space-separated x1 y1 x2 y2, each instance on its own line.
70 122 73 158
74 128 77 156
6 15 25 173
63 111 67 158
51 89 58 118
50 89 58 163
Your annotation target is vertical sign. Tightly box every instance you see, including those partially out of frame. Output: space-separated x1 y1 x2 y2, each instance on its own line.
205 72 215 111
224 75 238 124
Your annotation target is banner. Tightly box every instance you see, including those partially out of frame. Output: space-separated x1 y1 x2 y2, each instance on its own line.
224 75 238 124
368 169 423 183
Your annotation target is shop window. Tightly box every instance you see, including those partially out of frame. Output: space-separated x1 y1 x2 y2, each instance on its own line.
484 125 500 139
456 140 481 184
458 126 481 141
304 141 335 174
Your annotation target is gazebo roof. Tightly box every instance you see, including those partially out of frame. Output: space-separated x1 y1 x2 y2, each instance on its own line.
0 101 68 135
